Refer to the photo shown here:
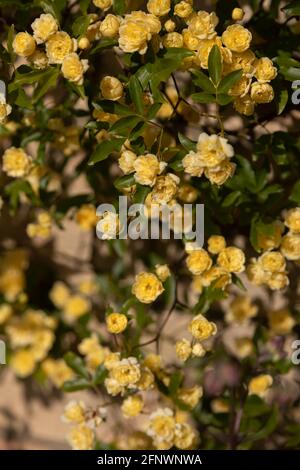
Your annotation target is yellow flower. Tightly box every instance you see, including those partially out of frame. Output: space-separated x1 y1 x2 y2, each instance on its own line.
174 1 193 18
96 211 120 239
100 76 123 101
192 342 206 357
150 173 179 204
207 235 226 254
134 153 165 187
187 11 219 40
63 295 91 323
62 400 86 424
222 24 252 52
248 374 273 398
119 12 161 55
0 95 12 123
78 37 90 49
284 208 300 234
174 423 198 450
255 57 277 82
46 31 75 64
132 272 164 303
205 160 236 186
29 50 49 69
93 0 112 9
155 264 171 282
165 19 176 32
0 304 12 324
217 246 245 273
78 279 97 295
234 338 254 359
147 408 176 449
136 366 155 391
61 53 88 85
13 32 36 57
226 296 258 324
118 150 137 174
121 395 144 418
268 308 295 335
75 204 98 230
26 211 52 239
188 314 217 341
110 357 141 387
175 338 192 361
201 264 231 288
49 281 70 309
211 398 230 413
234 95 255 116
0 267 25 301
259 251 286 273
100 14 120 37
2 147 32 178
182 29 200 50
228 76 251 97
10 349 36 377
31 13 58 44
178 385 203 408
177 183 198 203
162 32 183 48
196 37 223 69
280 233 300 260
257 221 284 251
186 249 212 275
147 0 171 17
106 312 128 334
67 424 94 450
232 8 244 21
42 358 74 387
250 82 274 103
267 272 289 290
143 353 162 372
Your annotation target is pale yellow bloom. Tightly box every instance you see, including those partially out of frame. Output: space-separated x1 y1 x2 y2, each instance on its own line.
96 211 120 239
187 11 218 40
75 204 98 230
100 14 120 37
150 173 179 204
226 296 258 324
67 424 94 450
188 314 217 341
207 235 226 254
62 400 86 424
2 147 32 178
0 94 12 123
133 154 165 187
254 57 277 82
178 385 203 408
165 19 176 33
118 150 137 174
49 281 70 309
147 0 171 17
78 37 90 49
61 53 88 85
186 249 212 275
176 338 192 361
248 374 273 398
234 95 255 116
204 160 236 186
10 349 36 377
63 295 91 323
284 208 300 234
13 32 36 57
280 233 300 260
42 358 74 387
217 246 245 273
174 423 198 450
260 251 286 273
29 50 49 69
147 408 176 449
222 24 252 52
234 338 254 359
121 395 144 418
119 12 161 55
174 1 193 18
268 308 295 335
106 312 128 334
100 76 123 101
31 13 58 44
250 82 274 103
46 31 75 64
232 8 244 21
162 32 183 48
132 272 164 303
155 264 171 282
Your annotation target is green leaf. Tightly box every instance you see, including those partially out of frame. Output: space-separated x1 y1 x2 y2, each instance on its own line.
113 0 126 15
191 92 216 104
283 0 300 16
93 365 108 385
110 114 143 135
63 352 89 380
217 69 243 94
89 137 126 165
244 396 271 418
178 132 197 152
208 45 222 86
34 0 67 22
169 371 183 395
8 68 51 92
128 75 144 115
277 88 288 115
90 38 118 55
216 94 234 105
79 0 89 14
192 70 216 93
72 15 90 37
62 378 91 392
33 67 59 102
232 273 247 291
114 174 135 190
221 190 241 207
7 24 15 61
290 180 300 204
132 184 151 203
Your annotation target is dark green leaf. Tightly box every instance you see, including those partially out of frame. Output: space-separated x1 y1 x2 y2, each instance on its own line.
178 132 197 152
89 137 126 165
72 15 90 37
192 70 216 93
191 92 215 104
128 75 144 115
208 45 222 86
63 352 89 379
217 69 243 94
62 378 91 392
114 174 135 190
93 365 108 385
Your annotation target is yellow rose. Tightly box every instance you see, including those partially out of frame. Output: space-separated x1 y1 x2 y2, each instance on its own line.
62 400 86 424
234 95 255 115
186 249 212 275
119 12 161 55
2 147 32 177
78 37 90 49
174 423 198 450
13 32 36 57
67 425 94 450
254 57 277 82
29 50 49 69
250 82 274 103
93 0 113 10
121 395 144 418
99 14 120 38
175 338 192 361
259 251 286 273
147 408 176 449
132 272 164 303
49 281 70 309
268 308 295 335
0 95 12 123
229 76 251 97
118 150 137 174
187 11 219 40
100 76 123 101
188 314 217 341
165 19 176 33
248 374 273 398
246 258 269 285
147 0 171 17
162 32 183 48
284 208 300 234
42 358 74 387
207 235 226 254
0 304 13 324
196 37 222 69
63 295 91 323
106 312 128 334
10 349 36 377
234 338 253 359
46 31 75 64
226 296 258 323
257 221 284 251
75 204 98 230
280 233 300 260
182 29 199 50
205 160 236 186
96 211 120 239
267 272 289 290
61 53 88 85
217 246 245 273
177 385 203 408
192 342 206 357
232 8 244 21
133 153 164 187
222 24 252 52
110 357 141 387
155 264 171 282
150 173 179 204
174 1 193 18
31 13 58 44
